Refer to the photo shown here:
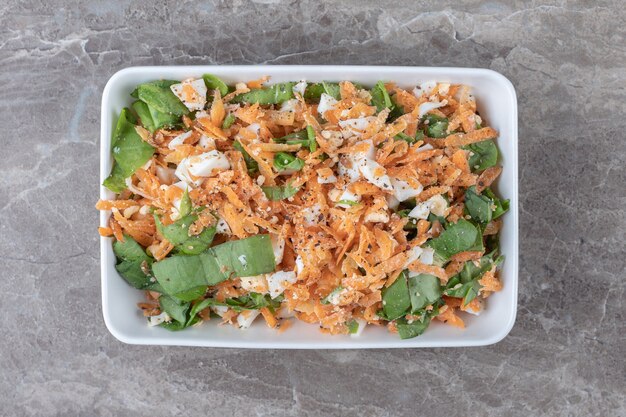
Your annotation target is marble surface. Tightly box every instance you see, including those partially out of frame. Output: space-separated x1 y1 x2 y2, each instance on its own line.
1 1 624 416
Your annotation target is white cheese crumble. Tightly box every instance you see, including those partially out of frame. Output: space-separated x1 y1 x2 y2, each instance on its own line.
417 100 448 119
293 80 307 96
239 275 269 294
271 234 285 265
216 218 231 235
237 310 261 329
170 78 207 111
266 270 297 299
390 177 423 202
168 130 193 150
148 312 171 327
317 93 338 117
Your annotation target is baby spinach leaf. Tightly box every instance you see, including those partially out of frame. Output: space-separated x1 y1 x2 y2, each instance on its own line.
172 286 207 302
132 100 180 133
152 234 276 297
188 297 225 319
407 273 442 312
104 108 155 192
202 74 229 97
388 96 405 121
231 82 295 105
465 186 509 225
261 183 299 201
394 132 416 144
273 152 304 172
159 317 199 331
306 125 317 152
396 315 432 339
304 82 341 101
275 128 316 152
114 235 148 260
113 235 154 289
381 271 411 320
346 319 359 334
155 213 216 256
426 219 484 262
464 140 498 172
465 186 493 224
159 294 190 324
445 251 504 305
274 130 308 144
102 162 127 193
483 188 509 219
233 141 259 174
133 80 189 116
445 276 481 306
423 114 449 138
222 113 236 129
226 293 282 312
178 189 192 218
132 100 156 132
371 81 393 113
336 200 360 207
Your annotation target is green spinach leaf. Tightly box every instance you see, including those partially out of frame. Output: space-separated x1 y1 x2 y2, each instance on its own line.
159 294 190 324
464 140 498 172
407 273 442 312
306 125 317 152
381 271 411 320
231 82 295 105
346 319 360 334
371 81 393 113
394 132 416 144
102 162 127 193
483 188 509 219
222 113 236 129
152 234 276 297
132 80 189 116
273 152 304 172
396 315 432 339
261 183 299 201
155 213 217 256
178 189 192 218
226 293 283 312
103 108 155 192
464 186 494 224
113 235 154 289
274 127 317 152
423 114 449 138
303 82 341 101
426 219 484 262
132 100 180 133
202 74 229 97
445 251 504 305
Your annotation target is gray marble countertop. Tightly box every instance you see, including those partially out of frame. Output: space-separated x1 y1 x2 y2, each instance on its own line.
1 1 624 416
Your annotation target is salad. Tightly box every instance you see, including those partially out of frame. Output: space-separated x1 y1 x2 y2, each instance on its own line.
97 74 508 339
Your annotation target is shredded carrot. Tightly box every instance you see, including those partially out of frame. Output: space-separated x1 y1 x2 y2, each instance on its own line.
444 127 498 147
436 305 465 328
260 307 278 328
476 166 502 193
96 199 139 210
98 226 114 237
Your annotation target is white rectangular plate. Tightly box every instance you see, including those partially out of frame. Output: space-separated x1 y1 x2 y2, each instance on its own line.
100 65 518 348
